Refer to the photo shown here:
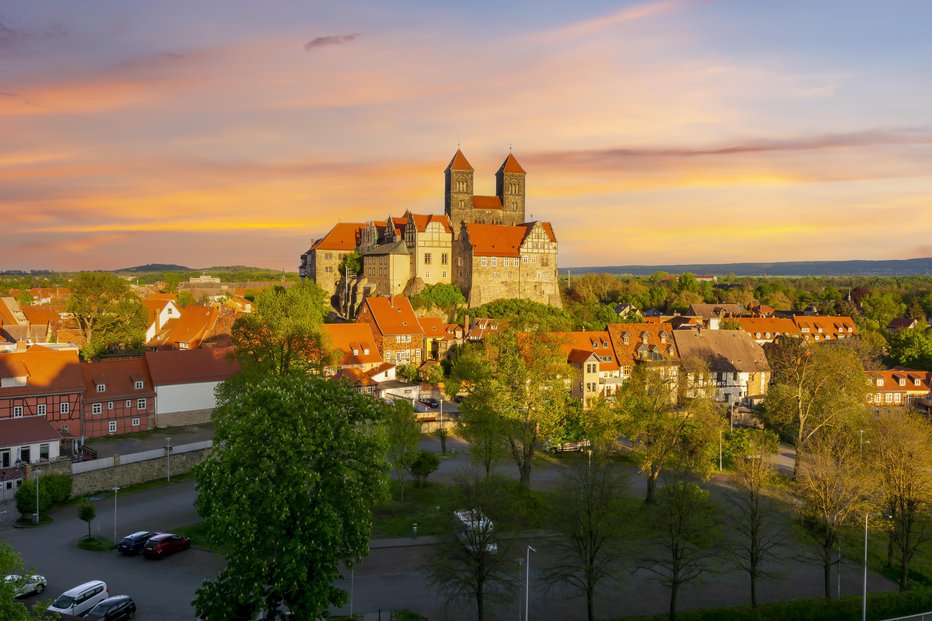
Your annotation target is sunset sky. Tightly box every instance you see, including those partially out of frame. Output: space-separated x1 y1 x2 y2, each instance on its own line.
2 0 931 271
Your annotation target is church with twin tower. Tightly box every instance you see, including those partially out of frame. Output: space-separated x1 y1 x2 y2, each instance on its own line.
299 148 561 311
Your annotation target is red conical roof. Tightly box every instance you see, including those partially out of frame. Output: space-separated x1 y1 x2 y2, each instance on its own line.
498 152 526 174
446 149 474 171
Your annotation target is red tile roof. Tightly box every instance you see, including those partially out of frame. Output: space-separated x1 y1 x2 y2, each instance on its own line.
607 323 680 366
552 331 620 372
409 213 453 234
792 316 859 340
465 222 557 257
446 149 474 171
498 153 526 174
312 222 365 251
866 368 932 393
20 306 58 326
418 317 459 341
472 196 503 210
81 358 154 399
155 305 219 349
0 346 84 396
335 367 378 386
0 416 62 447
323 323 382 366
361 296 424 336
144 348 240 386
736 317 801 339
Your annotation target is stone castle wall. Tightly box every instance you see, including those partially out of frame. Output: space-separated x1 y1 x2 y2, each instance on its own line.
70 448 211 496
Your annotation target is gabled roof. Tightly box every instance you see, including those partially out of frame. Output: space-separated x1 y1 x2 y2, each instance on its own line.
673 329 770 373
81 358 154 399
146 293 178 302
363 240 409 256
0 416 62 447
322 323 382 366
360 296 424 337
464 224 526 257
155 305 219 349
607 323 679 366
888 317 918 331
0 347 84 396
687 304 746 321
524 221 557 243
472 196 503 210
735 317 801 339
144 347 239 386
21 306 58 326
792 315 858 340
418 317 459 341
311 222 364 252
551 331 620 372
865 368 932 393
446 149 474 171
497 153 526 174
466 317 506 341
0 297 27 326
335 366 377 386
408 213 453 234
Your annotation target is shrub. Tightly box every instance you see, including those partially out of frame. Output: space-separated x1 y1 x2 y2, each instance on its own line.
408 450 440 487
14 473 72 519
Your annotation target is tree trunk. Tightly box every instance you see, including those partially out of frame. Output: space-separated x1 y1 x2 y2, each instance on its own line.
750 571 757 608
823 551 832 599
669 581 678 621
477 583 485 621
899 554 909 591
519 458 531 493
646 466 659 504
586 580 595 621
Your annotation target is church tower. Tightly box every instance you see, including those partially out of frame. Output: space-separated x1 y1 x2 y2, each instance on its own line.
444 149 474 240
496 152 526 226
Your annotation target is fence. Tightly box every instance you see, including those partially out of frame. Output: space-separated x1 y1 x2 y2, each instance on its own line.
71 440 213 474
883 614 932 621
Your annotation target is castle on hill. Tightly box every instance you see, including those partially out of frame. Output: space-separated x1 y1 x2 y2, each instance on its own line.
299 149 561 313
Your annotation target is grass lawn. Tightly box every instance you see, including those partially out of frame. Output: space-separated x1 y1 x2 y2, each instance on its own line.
373 481 453 538
839 521 932 588
174 520 227 554
77 536 116 551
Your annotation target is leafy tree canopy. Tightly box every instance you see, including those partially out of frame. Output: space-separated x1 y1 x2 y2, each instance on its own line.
67 272 147 360
411 282 466 310
195 374 389 620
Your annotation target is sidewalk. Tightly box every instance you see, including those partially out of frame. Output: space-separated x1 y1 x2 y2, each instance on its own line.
86 422 215 458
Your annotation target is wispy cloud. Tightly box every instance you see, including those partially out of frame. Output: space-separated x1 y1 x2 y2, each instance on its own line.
0 14 66 52
303 33 360 52
541 0 700 41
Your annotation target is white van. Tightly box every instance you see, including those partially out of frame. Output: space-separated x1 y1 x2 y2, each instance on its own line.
47 580 109 616
454 509 498 554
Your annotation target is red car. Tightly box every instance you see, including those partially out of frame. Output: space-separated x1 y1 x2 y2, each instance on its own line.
142 533 191 559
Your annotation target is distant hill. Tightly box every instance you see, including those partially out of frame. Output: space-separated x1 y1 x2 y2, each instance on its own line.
568 258 932 277
113 264 192 273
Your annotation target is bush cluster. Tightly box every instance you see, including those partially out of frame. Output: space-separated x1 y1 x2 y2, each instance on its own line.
15 473 72 519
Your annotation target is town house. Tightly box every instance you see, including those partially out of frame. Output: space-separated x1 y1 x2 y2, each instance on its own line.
356 296 424 367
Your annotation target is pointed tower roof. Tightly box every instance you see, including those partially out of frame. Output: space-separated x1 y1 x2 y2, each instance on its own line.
497 152 526 174
446 149 474 171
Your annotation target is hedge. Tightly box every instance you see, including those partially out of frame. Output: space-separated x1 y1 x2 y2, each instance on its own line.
15 473 72 519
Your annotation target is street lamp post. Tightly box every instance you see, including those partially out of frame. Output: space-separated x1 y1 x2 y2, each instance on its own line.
112 486 120 541
33 468 43 524
719 429 723 472
525 545 536 621
166 437 171 483
862 513 869 621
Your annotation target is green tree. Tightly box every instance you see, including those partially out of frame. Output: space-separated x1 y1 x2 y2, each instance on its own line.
15 290 33 307
409 449 440 487
338 251 361 276
78 500 96 540
411 283 467 311
458 383 509 478
386 400 421 502
545 457 633 621
67 272 147 359
396 364 420 383
161 272 182 293
176 290 197 308
419 363 444 385
0 541 47 620
886 328 932 371
763 337 869 473
861 291 906 331
639 479 723 621
871 410 932 590
229 281 334 378
194 374 389 620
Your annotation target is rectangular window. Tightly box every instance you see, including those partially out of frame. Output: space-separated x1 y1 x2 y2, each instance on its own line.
441 253 448 265
126 400 132 408
20 446 31 463
132 417 140 427
92 403 102 415
522 256 528 264
60 402 69 414
480 257 487 267
12 406 23 418
491 257 497 267
424 253 432 265
96 384 106 393
108 401 113 410
60 425 68 434
137 398 147 410
442 271 447 278
37 404 46 416
894 393 902 403
39 443 49 460
425 270 430 279
108 421 117 433
134 380 144 390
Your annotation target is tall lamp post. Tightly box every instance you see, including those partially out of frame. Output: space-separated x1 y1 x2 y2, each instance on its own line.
862 513 869 621
525 545 536 621
33 468 43 524
112 486 120 541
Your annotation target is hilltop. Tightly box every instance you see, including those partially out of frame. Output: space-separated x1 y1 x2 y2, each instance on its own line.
569 257 932 277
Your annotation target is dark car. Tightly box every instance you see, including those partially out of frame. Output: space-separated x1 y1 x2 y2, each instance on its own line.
85 595 136 621
419 398 440 409
116 531 159 556
142 533 190 559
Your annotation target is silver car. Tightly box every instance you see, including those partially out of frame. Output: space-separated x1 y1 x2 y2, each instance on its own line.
4 573 47 597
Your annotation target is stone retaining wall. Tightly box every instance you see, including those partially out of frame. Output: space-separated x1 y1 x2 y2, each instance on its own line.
155 408 213 428
71 448 211 496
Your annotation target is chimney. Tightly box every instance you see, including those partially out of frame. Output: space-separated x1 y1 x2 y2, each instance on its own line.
464 314 471 332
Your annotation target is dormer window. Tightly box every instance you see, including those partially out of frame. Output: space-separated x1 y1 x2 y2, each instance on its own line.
640 332 649 344
352 349 359 356
765 332 772 339
364 348 370 355
817 327 823 333
877 378 884 386
96 384 106 393
134 380 144 390
899 378 906 387
755 332 761 339
915 378 922 387
659 332 668 344
622 332 630 345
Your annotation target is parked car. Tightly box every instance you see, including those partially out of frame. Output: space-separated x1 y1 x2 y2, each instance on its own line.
453 509 498 554
419 398 440 409
47 580 109 616
85 595 137 621
4 573 46 597
143 533 191 559
117 530 159 556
